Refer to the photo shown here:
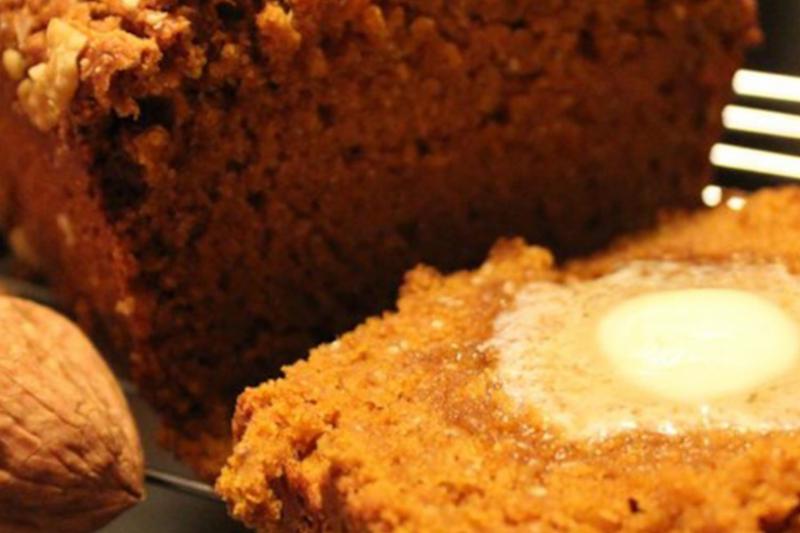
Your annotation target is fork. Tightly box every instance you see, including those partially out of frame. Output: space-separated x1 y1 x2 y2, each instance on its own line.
707 69 800 209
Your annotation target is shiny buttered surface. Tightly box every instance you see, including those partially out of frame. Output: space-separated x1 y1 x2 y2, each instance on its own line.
487 262 800 439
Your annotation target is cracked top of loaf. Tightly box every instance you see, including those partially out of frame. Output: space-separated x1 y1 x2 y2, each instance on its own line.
0 0 760 132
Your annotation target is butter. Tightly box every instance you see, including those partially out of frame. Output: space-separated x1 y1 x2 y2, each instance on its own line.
597 288 800 403
488 262 800 440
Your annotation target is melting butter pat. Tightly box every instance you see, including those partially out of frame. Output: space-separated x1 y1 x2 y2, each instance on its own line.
488 262 800 439
597 289 800 402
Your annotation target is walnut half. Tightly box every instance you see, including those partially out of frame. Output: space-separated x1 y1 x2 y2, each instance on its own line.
0 297 144 532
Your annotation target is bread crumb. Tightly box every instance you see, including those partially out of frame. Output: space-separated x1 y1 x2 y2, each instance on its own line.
115 297 137 317
257 5 302 60
8 226 41 270
56 213 75 247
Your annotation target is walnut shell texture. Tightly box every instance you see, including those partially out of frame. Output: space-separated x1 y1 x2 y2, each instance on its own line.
0 297 144 532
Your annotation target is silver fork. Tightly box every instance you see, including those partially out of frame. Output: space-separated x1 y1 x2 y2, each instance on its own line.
706 69 800 208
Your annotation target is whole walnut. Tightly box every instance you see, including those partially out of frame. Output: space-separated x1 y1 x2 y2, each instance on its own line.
0 297 144 532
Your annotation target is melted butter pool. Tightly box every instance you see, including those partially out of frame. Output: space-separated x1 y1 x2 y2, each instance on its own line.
486 261 800 439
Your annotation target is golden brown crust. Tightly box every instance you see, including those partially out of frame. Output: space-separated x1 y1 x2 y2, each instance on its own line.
218 187 800 532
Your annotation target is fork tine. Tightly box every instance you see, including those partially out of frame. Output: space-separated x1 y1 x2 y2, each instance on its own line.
723 105 800 140
733 70 800 103
711 144 800 180
713 69 800 181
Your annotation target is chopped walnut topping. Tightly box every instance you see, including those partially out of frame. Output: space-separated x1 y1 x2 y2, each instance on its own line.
17 19 88 131
144 10 168 29
2 49 25 81
13 8 34 49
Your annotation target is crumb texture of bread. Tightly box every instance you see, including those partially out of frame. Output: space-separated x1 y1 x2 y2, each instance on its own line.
0 0 758 476
218 187 800 532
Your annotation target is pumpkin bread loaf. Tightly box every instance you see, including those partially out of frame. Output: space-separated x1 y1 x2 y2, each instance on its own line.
0 0 758 477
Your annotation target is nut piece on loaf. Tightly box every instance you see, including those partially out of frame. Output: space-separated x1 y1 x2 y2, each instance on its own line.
218 186 800 532
0 297 144 533
0 0 759 477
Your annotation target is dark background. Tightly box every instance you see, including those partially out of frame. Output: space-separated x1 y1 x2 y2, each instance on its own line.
716 1 800 189
749 2 800 74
